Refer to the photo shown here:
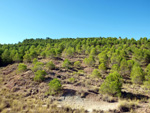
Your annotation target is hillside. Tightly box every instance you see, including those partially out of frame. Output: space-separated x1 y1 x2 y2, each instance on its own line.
0 37 150 113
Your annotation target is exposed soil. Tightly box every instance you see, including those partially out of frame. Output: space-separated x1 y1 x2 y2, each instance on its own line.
58 95 119 112
1 56 150 113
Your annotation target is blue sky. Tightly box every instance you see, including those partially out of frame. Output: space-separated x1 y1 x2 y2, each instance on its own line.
0 0 150 44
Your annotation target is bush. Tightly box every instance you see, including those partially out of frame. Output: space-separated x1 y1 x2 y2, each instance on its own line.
91 69 101 78
145 64 150 80
33 58 38 64
90 48 96 56
46 49 56 58
98 63 106 73
17 63 27 73
110 64 119 73
110 53 121 66
130 65 144 84
83 55 95 67
74 61 81 68
46 61 55 70
98 52 108 64
63 47 75 57
23 53 31 63
32 62 44 72
34 70 47 82
48 78 62 95
62 59 71 69
143 64 150 88
127 60 134 69
69 77 75 83
13 53 21 62
120 59 129 75
99 72 122 96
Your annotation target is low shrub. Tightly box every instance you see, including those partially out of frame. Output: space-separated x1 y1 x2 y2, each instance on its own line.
62 59 71 69
74 61 81 68
17 63 27 73
34 70 47 82
32 58 38 64
91 69 101 78
46 61 55 70
99 71 122 96
69 77 75 83
48 78 62 95
32 62 44 72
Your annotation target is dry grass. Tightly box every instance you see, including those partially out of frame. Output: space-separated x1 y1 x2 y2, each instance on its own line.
118 99 139 112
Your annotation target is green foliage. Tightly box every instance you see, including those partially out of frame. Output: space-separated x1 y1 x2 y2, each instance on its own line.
69 77 75 83
83 55 95 67
33 58 38 64
32 62 44 72
62 47 75 58
46 61 55 70
91 69 101 78
145 63 150 78
40 51 46 58
127 60 134 69
34 70 47 82
110 64 119 73
23 53 31 63
120 59 129 75
75 44 81 54
1 49 12 64
48 78 62 95
144 64 150 88
133 48 150 65
46 49 56 58
130 65 144 84
30 51 38 60
74 61 81 68
98 63 106 73
99 72 122 96
111 53 122 66
13 53 21 62
55 48 62 57
90 48 96 56
17 63 27 73
98 52 108 64
62 59 71 69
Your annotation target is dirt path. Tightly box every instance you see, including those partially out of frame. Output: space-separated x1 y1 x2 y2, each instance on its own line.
57 95 119 112
57 84 119 112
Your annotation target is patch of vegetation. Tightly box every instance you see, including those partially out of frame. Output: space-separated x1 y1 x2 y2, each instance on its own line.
99 71 122 96
130 64 144 84
83 55 95 67
98 63 106 74
32 62 44 72
68 77 75 83
17 63 27 73
74 61 81 68
91 69 101 78
62 59 71 69
48 78 62 95
46 61 55 70
33 58 38 64
34 70 47 82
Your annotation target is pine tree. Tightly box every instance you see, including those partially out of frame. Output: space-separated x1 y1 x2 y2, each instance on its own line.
98 63 106 74
130 65 144 84
99 72 122 96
